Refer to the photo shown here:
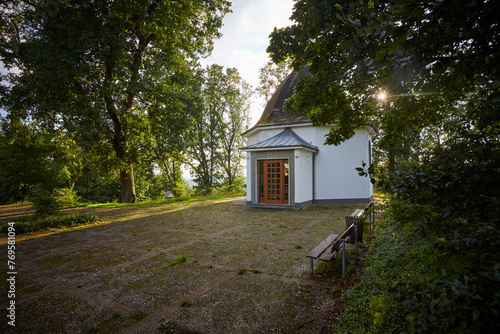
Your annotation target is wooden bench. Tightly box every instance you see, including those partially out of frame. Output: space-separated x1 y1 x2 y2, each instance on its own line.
306 207 368 278
346 209 364 243
364 201 375 231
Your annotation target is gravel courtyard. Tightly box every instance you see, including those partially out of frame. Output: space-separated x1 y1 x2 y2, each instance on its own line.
0 197 363 333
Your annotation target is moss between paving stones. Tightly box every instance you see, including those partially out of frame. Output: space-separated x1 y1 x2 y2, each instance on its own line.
37 244 142 280
0 198 369 333
0 291 132 334
252 232 336 278
156 204 253 234
173 237 268 268
126 230 195 252
82 255 224 314
16 230 100 259
163 273 334 333
225 218 303 243
0 274 47 305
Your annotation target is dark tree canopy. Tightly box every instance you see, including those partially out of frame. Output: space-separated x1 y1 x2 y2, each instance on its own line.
268 0 499 146
0 0 231 202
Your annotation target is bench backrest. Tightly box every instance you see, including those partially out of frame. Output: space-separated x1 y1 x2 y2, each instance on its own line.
345 210 364 243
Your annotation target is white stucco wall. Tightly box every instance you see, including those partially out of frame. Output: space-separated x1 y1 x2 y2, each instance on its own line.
313 127 372 201
243 124 373 206
294 149 314 205
246 152 252 202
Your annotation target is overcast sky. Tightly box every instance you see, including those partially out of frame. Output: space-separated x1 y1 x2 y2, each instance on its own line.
202 0 295 126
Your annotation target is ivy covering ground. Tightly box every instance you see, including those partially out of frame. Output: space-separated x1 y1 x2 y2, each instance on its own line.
336 159 500 333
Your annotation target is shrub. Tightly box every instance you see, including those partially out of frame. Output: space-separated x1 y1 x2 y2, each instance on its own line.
55 186 80 207
0 213 98 234
30 185 60 216
337 156 500 333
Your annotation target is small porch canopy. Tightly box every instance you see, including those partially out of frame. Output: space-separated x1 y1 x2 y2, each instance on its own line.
240 128 318 152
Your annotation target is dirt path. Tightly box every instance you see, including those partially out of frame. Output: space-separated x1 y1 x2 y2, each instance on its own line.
0 198 364 333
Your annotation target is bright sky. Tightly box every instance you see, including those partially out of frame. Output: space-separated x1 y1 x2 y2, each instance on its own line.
201 0 295 127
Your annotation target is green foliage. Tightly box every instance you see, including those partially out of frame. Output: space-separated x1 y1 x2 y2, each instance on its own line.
163 254 188 269
55 186 80 207
181 299 193 307
186 65 251 195
30 186 60 217
255 60 292 107
0 213 98 235
213 177 246 196
268 0 499 181
0 0 231 203
338 148 500 332
0 121 79 204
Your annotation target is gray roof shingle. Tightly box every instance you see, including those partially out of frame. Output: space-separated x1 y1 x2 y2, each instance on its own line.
240 128 318 152
248 67 309 130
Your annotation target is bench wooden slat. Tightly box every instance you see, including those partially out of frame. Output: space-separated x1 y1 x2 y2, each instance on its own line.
306 233 339 258
350 209 364 218
338 225 353 241
319 249 337 261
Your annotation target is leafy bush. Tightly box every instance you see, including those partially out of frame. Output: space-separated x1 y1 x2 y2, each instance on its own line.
214 178 246 196
337 149 500 333
55 186 80 207
30 185 60 216
0 213 98 235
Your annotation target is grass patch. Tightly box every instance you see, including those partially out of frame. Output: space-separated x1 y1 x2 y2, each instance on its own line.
373 190 391 199
181 299 192 307
163 254 188 268
83 193 244 209
160 320 175 330
0 213 99 235
126 311 148 323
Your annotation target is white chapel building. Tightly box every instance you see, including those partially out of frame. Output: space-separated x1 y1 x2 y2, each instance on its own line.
240 68 376 208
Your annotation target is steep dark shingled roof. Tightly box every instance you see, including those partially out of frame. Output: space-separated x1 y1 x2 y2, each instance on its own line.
255 67 309 126
240 128 318 151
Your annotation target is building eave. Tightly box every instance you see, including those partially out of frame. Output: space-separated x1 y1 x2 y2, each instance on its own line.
240 146 318 153
242 121 312 138
240 127 318 153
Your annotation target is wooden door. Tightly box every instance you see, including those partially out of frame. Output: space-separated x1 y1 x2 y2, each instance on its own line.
258 159 289 204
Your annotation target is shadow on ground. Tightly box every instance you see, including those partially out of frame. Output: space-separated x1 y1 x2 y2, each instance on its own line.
0 197 364 333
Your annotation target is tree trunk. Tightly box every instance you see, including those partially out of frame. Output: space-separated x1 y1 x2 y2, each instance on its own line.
388 151 396 174
120 163 137 203
104 45 139 203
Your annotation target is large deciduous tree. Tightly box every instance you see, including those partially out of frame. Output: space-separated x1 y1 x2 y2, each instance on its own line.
186 65 250 195
267 0 499 150
0 0 231 202
255 59 292 107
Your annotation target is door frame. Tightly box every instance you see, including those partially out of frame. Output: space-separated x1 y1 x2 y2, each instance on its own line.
257 158 289 205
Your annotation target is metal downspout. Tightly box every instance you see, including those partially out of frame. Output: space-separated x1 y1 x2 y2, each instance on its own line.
313 151 318 204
